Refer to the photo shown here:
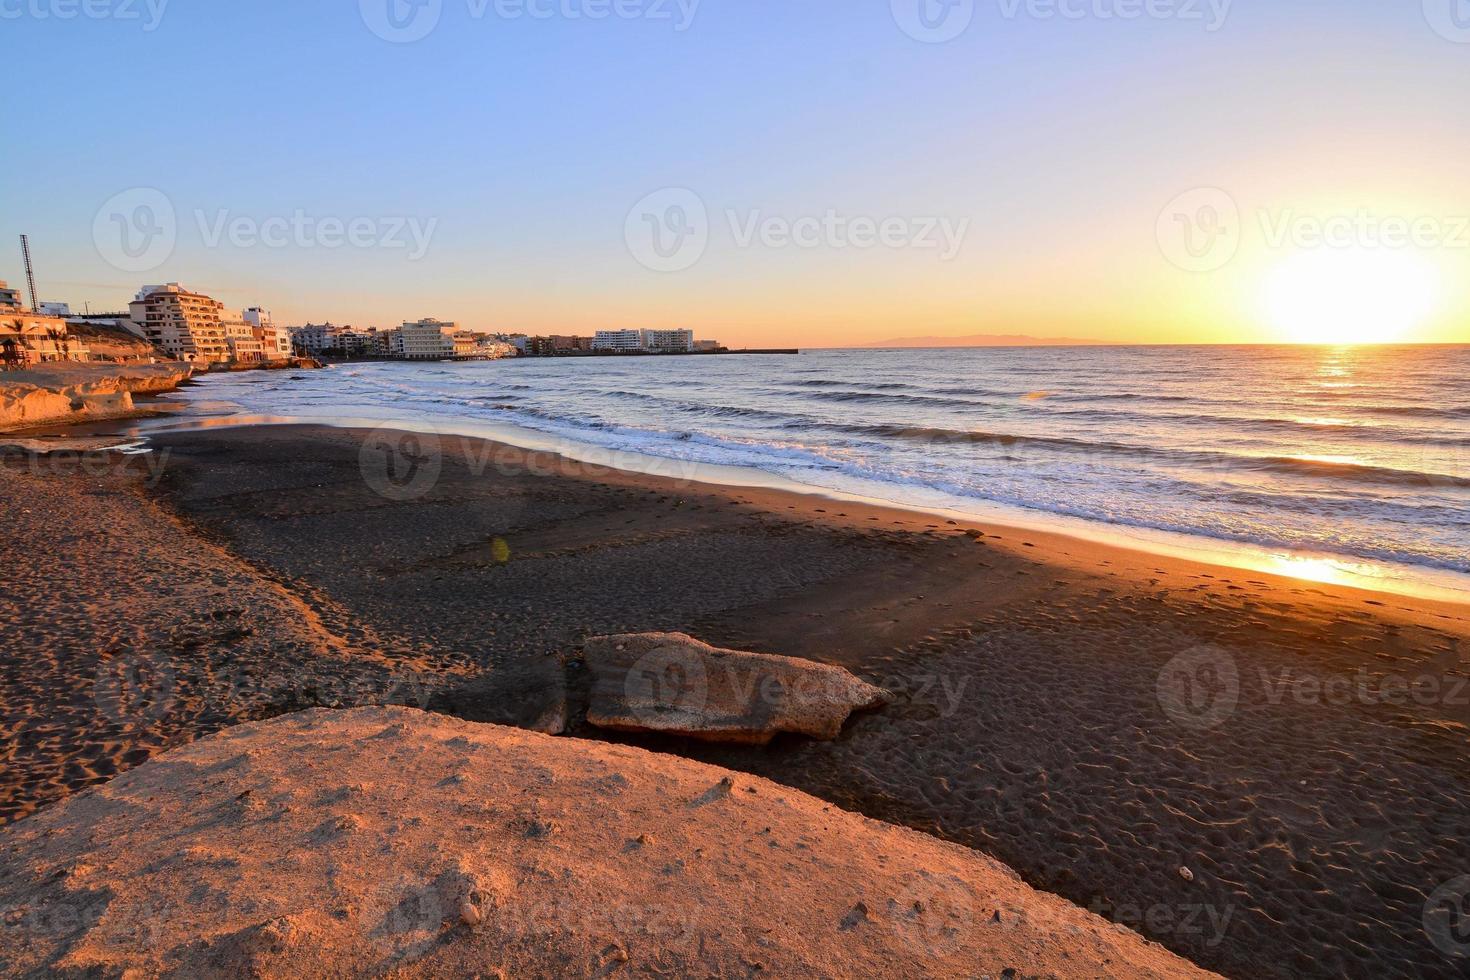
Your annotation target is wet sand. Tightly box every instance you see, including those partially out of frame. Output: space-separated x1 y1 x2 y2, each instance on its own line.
3 423 1468 978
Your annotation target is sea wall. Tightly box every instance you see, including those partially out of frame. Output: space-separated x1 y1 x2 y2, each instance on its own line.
0 362 194 431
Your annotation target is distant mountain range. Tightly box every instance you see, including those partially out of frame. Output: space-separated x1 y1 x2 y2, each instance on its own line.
856 333 1113 348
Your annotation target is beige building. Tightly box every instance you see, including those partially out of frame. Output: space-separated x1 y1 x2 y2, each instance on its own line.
245 307 292 358
451 331 480 357
0 279 90 367
223 315 269 362
389 318 458 360
128 283 228 363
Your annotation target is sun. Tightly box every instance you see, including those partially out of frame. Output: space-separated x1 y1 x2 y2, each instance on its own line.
1261 248 1441 344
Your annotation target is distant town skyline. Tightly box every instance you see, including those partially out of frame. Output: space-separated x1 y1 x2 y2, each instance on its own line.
6 2 1469 347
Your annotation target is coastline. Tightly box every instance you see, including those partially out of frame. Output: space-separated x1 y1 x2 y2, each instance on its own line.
2 421 1464 976
127 400 1470 606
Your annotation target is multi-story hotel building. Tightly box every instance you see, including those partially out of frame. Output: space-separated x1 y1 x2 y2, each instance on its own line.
642 328 695 352
389 318 458 359
245 307 292 358
128 283 228 363
591 328 695 352
591 329 644 351
222 315 269 362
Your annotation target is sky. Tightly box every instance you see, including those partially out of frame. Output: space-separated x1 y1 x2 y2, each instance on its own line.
4 0 1469 347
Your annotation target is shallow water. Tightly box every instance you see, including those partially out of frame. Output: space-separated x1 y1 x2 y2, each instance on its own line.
173 345 1470 579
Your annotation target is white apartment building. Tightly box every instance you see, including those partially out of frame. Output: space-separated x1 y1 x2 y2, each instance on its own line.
591 329 644 351
642 328 694 352
291 323 348 355
339 328 386 357
392 318 458 360
128 284 228 363
591 328 695 353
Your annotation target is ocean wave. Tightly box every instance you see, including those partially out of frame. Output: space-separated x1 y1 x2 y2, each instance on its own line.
832 423 1470 489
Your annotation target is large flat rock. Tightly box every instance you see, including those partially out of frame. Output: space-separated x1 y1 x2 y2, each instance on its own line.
0 363 192 430
0 706 1215 978
584 631 889 745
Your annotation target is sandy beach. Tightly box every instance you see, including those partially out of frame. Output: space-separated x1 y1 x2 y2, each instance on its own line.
3 422 1468 978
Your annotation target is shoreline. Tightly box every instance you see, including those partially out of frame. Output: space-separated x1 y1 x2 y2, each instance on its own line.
4 421 1469 977
122 404 1470 606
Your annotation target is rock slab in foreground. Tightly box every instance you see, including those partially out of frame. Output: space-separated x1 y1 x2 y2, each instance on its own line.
0 707 1215 979
584 631 888 745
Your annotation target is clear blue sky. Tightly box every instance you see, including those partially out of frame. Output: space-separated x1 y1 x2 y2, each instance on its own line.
4 0 1468 345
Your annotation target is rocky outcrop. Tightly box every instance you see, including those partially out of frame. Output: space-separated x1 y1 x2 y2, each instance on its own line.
0 363 192 430
0 707 1216 978
584 632 889 745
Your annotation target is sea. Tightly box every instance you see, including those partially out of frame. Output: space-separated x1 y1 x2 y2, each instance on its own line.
167 345 1470 596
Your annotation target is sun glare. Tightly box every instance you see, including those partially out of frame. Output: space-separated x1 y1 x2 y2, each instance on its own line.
1262 248 1440 344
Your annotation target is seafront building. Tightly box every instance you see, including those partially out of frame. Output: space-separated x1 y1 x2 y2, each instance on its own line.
590 328 697 353
128 284 229 364
642 329 695 352
387 318 458 360
591 329 644 352
245 307 293 358
222 314 268 363
0 278 90 367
